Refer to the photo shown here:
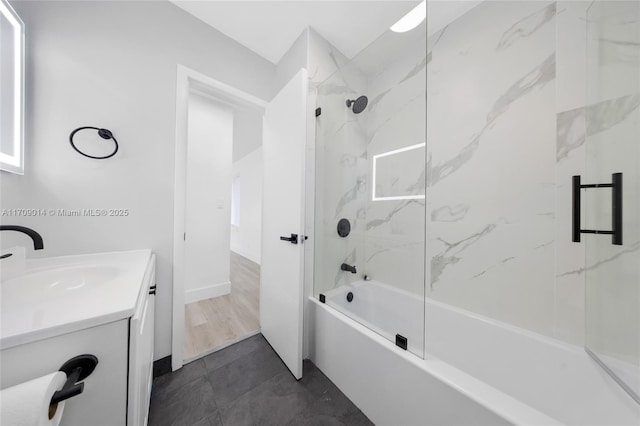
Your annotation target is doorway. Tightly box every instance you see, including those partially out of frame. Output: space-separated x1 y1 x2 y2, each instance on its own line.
172 65 267 369
173 66 308 378
182 94 264 361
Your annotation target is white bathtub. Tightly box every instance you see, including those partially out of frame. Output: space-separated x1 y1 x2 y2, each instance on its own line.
310 280 640 425
323 280 424 356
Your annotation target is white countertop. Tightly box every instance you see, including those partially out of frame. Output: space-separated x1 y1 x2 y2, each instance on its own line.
0 249 152 350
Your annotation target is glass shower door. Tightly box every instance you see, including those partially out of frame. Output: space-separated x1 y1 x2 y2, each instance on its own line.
584 0 640 404
313 25 427 358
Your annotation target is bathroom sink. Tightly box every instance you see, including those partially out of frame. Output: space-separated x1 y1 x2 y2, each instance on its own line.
2 265 120 300
0 250 151 349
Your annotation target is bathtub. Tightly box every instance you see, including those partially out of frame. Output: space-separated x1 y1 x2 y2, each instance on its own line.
309 280 640 425
322 280 425 356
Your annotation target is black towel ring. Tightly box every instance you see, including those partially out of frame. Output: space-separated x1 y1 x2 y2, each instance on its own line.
69 126 119 159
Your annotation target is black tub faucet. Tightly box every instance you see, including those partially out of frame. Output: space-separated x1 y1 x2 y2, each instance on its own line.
341 263 357 274
0 225 44 250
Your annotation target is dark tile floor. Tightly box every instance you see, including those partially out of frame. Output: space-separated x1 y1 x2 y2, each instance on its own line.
149 334 373 426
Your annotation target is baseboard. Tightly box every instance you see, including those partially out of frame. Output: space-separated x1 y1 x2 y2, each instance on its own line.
153 356 172 378
230 247 261 265
185 281 231 304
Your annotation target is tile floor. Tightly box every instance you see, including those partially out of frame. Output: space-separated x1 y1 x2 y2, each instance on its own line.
149 334 373 426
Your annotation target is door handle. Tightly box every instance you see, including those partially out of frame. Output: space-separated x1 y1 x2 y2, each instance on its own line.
280 233 298 244
572 173 622 245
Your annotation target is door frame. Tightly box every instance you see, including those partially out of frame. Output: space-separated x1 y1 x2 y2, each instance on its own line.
172 64 267 371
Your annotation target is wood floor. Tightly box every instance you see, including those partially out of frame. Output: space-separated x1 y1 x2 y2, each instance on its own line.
183 252 260 360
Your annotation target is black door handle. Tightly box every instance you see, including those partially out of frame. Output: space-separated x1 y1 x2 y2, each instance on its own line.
572 173 622 245
280 233 298 244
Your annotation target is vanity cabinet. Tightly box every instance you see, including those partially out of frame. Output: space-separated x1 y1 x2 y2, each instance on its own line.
0 252 155 426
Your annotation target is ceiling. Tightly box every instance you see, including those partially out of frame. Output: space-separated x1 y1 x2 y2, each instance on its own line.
169 1 421 64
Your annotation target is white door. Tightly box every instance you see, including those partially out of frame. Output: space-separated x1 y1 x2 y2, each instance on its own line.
260 69 308 380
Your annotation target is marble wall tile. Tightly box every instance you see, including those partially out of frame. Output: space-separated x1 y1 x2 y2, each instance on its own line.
313 14 428 298
556 1 640 350
312 21 427 358
426 1 558 338
583 77 640 370
364 26 426 296
554 106 585 344
313 0 639 356
557 1 591 111
311 30 369 297
586 0 640 104
555 90 640 344
308 28 352 89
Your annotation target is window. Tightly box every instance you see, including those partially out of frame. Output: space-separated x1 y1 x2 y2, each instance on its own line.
231 175 240 227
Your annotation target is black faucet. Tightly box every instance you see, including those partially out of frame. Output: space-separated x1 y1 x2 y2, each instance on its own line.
0 225 44 250
341 263 357 274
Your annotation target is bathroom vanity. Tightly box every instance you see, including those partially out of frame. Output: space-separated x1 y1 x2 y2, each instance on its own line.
0 250 155 426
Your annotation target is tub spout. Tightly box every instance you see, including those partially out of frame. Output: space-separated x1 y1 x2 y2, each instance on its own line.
341 263 357 274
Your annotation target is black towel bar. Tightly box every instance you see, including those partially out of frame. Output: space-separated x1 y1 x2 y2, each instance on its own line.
69 127 118 159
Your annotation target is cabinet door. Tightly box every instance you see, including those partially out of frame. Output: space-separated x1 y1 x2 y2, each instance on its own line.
0 321 129 426
129 255 156 426
138 294 154 426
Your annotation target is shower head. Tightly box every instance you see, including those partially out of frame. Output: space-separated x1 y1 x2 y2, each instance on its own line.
346 96 368 114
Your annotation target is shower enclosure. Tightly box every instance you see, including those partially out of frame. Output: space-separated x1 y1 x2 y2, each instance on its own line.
312 0 640 418
584 0 640 403
313 20 427 358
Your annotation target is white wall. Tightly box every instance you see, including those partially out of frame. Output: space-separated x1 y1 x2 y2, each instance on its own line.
230 147 263 264
0 0 275 360
184 92 233 303
274 30 309 95
232 108 263 163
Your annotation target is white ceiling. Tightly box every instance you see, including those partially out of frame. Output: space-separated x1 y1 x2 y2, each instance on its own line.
170 1 421 64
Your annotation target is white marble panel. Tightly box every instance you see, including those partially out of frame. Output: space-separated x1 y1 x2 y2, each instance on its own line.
312 22 426 355
363 24 426 297
554 106 586 345
586 1 640 104
308 28 352 89
426 1 558 338
557 1 591 112
312 30 369 297
554 95 640 347
312 0 640 356
584 84 640 378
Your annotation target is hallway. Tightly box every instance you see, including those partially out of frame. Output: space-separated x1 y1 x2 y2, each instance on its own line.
183 252 260 360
